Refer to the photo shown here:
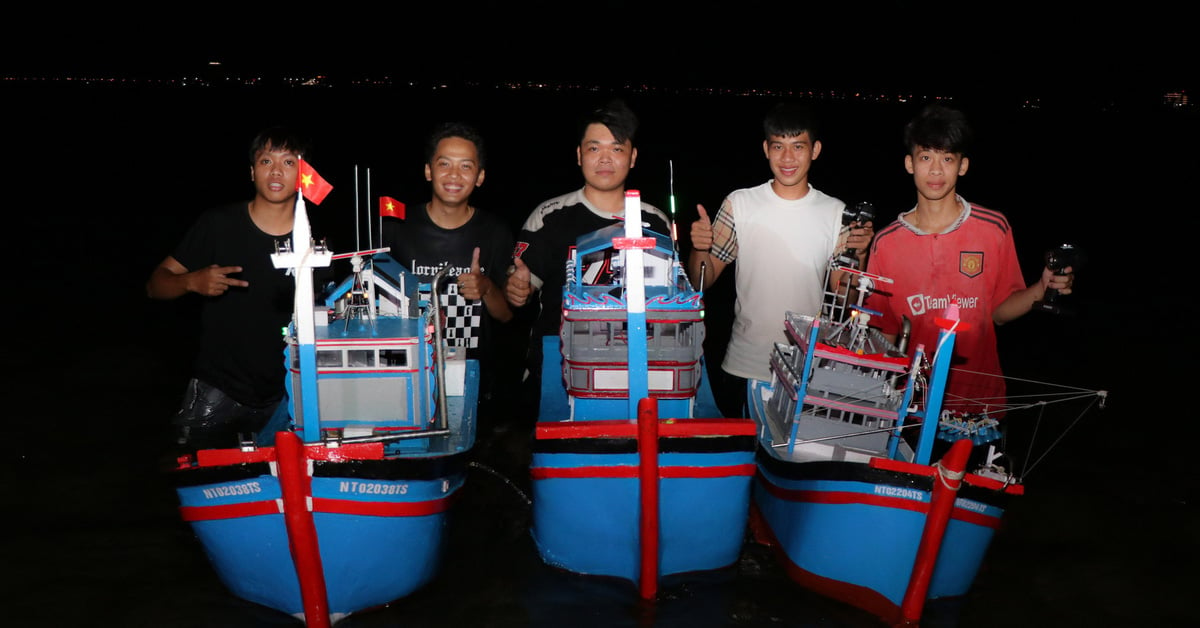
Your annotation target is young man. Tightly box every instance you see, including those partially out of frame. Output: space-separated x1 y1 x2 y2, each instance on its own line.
505 99 671 419
688 102 873 418
146 127 304 451
382 122 513 421
865 105 1074 416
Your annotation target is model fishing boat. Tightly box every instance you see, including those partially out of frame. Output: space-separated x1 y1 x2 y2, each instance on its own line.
530 190 757 598
169 176 479 627
747 258 1104 625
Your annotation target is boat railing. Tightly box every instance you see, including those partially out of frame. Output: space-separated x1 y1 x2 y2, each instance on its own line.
429 266 451 431
761 311 932 457
322 427 452 447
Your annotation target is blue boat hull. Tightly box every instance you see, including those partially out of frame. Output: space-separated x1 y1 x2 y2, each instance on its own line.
533 338 757 584
748 380 1019 622
532 442 755 579
174 451 469 620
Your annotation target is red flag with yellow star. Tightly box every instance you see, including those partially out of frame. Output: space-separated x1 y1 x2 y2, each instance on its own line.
379 196 405 219
298 159 333 205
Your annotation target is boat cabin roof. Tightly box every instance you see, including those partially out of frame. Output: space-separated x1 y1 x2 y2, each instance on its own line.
574 224 673 260
323 253 418 317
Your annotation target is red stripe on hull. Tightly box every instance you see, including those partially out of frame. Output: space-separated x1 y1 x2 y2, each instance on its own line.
179 500 281 521
568 390 698 400
180 494 454 521
762 483 928 514
758 478 1003 528
870 457 1024 495
531 463 756 480
191 441 387 467
311 496 453 517
536 418 756 439
195 448 277 466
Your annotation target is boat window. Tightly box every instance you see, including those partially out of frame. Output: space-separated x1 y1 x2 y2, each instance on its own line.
679 368 693 390
679 321 694 347
381 348 409 367
317 350 343 368
591 321 615 347
570 367 589 390
347 349 375 368
581 250 616 286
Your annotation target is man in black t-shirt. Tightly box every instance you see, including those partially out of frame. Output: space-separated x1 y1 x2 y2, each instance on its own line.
146 127 306 452
505 100 670 420
382 122 513 425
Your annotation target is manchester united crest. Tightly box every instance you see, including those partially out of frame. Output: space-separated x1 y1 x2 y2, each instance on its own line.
959 251 984 278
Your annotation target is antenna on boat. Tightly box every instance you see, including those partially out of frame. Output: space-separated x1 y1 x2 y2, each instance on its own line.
366 167 374 249
668 160 679 253
354 165 361 252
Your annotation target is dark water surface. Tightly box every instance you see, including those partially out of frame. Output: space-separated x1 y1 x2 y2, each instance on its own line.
5 83 1197 626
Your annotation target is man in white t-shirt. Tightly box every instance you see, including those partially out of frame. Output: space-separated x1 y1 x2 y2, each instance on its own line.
688 103 873 417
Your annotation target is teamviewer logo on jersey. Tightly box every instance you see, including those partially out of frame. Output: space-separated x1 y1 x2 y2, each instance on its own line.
907 294 926 316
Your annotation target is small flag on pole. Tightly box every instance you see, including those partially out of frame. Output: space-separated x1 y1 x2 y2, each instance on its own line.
380 196 406 219
298 159 333 205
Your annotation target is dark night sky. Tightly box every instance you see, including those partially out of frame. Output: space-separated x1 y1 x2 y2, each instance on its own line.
7 2 1194 96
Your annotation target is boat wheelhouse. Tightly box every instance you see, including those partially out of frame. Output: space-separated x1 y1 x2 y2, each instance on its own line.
531 191 756 597
557 223 705 417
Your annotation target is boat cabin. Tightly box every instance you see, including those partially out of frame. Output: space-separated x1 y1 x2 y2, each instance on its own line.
286 254 435 439
558 225 704 405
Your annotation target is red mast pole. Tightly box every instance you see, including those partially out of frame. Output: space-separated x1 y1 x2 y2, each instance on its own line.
277 431 331 628
637 397 660 600
898 438 973 625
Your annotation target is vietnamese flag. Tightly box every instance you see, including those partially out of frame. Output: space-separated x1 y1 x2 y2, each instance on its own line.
298 159 333 205
379 196 406 219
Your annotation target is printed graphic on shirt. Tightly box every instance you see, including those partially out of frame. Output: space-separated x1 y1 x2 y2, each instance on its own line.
959 251 984 278
410 259 483 349
907 294 927 316
905 293 982 317
512 242 529 259
422 285 481 349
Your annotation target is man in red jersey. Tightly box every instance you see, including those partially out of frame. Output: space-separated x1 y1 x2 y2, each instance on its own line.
865 105 1074 422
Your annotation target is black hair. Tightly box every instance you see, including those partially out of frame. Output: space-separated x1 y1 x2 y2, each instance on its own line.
248 127 310 165
426 121 486 170
579 98 639 146
903 105 973 155
763 102 820 143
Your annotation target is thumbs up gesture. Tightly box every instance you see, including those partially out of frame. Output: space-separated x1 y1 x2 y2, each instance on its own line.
691 204 714 252
456 247 490 301
505 256 532 307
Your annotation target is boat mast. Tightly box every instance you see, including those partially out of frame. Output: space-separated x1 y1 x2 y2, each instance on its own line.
271 158 333 443
621 190 651 418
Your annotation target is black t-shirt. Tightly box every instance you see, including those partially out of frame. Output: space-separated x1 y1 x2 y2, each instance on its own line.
515 188 671 337
382 204 514 366
172 203 295 406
